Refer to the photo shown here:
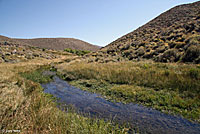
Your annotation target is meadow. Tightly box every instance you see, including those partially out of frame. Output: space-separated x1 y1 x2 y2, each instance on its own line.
1 54 199 134
57 61 200 123
0 58 129 134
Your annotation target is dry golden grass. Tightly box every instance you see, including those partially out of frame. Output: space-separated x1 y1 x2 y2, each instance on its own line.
57 61 200 90
0 57 128 134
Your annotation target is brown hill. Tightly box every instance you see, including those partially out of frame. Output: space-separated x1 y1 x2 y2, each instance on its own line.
88 1 200 63
0 41 60 63
0 35 100 51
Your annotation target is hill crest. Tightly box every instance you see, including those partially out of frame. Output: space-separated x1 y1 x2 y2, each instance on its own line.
0 35 100 51
88 1 200 63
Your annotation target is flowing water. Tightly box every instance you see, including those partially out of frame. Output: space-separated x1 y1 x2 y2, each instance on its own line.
41 75 200 134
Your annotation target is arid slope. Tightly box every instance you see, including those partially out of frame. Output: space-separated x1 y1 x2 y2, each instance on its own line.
0 35 100 51
88 1 200 63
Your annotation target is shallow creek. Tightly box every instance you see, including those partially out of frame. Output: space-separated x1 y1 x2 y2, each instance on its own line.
41 76 200 134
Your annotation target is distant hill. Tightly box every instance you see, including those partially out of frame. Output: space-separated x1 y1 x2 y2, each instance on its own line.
0 41 60 63
0 35 100 51
88 1 200 63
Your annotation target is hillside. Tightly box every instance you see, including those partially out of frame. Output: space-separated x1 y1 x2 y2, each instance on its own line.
0 35 100 51
0 41 62 63
87 1 200 63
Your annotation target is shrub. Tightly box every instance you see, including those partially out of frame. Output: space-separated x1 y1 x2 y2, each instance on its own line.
186 35 200 45
188 68 199 80
156 49 180 62
174 42 185 48
182 45 200 63
64 48 91 56
136 47 145 56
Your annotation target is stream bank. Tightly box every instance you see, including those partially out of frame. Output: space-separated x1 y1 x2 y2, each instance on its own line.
42 75 200 134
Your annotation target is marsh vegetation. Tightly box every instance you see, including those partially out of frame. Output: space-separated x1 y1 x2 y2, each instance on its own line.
57 61 200 123
0 58 129 134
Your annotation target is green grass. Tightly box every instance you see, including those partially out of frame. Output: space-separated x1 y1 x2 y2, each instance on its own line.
20 65 53 84
64 48 91 56
23 84 129 134
0 61 129 133
57 61 200 122
19 65 130 133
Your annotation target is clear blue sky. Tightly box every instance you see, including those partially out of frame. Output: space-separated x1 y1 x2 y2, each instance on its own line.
0 0 198 46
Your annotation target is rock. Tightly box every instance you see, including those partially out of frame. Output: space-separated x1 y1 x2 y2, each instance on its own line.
11 49 17 54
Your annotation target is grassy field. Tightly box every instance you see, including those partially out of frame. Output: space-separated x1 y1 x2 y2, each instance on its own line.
0 58 129 134
1 53 199 133
57 61 200 123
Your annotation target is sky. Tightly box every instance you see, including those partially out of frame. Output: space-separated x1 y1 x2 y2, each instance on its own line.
0 0 198 46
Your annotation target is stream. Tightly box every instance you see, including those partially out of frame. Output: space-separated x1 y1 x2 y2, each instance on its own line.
41 75 200 134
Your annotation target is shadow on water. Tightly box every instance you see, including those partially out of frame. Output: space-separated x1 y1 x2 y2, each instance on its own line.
41 76 200 134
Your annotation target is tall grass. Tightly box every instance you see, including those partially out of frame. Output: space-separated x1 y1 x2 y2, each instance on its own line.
57 61 200 122
58 62 200 94
0 61 128 133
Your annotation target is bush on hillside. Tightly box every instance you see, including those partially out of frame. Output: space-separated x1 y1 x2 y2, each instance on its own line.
182 45 200 63
64 48 91 56
156 49 180 62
